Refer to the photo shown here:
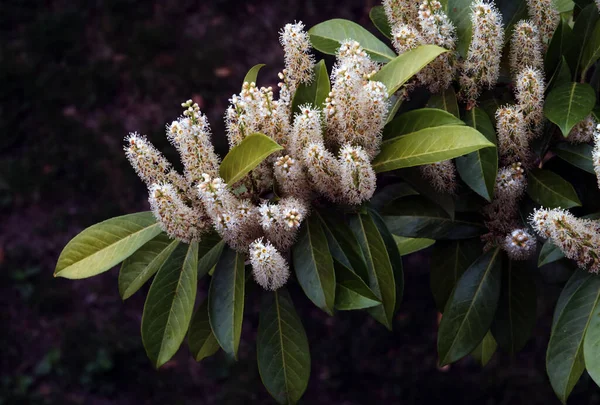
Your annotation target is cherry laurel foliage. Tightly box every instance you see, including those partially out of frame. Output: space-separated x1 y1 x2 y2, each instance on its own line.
54 0 600 403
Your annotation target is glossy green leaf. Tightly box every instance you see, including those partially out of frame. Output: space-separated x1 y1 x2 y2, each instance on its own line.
398 168 455 220
383 108 464 141
491 261 537 354
553 142 595 174
544 82 596 137
456 108 498 202
385 93 404 124
446 0 473 57
208 247 245 359
430 239 483 312
438 248 502 366
394 235 435 256
369 5 391 38
188 300 220 362
334 263 382 310
242 63 265 86
427 87 460 118
470 331 497 367
293 215 336 315
571 4 600 76
384 197 485 240
219 133 283 185
373 125 494 173
257 289 310 405
527 169 582 209
198 234 225 278
497 0 528 42
141 242 198 368
371 45 448 95
308 18 396 62
546 17 575 76
583 279 600 388
349 212 396 329
538 240 566 267
370 182 419 212
582 20 600 75
55 212 162 279
291 60 330 115
119 235 179 300
547 271 600 403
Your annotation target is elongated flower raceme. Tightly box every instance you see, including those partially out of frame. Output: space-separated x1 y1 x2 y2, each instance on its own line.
289 105 324 159
338 144 377 204
593 124 600 188
568 115 596 144
259 197 308 251
496 105 531 165
383 0 418 27
420 160 457 194
459 0 504 105
515 67 545 137
273 154 311 201
510 21 544 74
303 142 343 202
531 208 600 273
503 229 537 260
278 22 315 106
249 238 291 291
526 0 559 47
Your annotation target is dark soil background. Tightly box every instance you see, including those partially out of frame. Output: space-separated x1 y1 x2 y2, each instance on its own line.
1 1 600 404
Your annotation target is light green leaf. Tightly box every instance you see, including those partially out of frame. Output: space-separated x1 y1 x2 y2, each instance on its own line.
119 235 179 300
369 5 392 39
456 108 498 202
349 212 396 329
334 263 382 310
257 289 310 405
55 212 162 279
491 261 537 354
470 331 497 367
553 142 595 174
385 93 404 124
371 45 449 95
544 82 596 137
188 300 220 362
547 271 600 403
438 248 502 366
141 242 198 368
538 240 565 267
219 133 283 185
373 125 494 173
383 108 464 141
308 18 396 62
527 169 582 209
242 63 265 86
582 20 600 76
291 60 330 115
427 87 460 118
394 235 435 256
430 239 483 312
208 247 245 359
293 214 336 315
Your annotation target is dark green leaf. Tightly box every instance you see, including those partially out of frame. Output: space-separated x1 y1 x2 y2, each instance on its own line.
257 289 310 405
427 87 460 118
527 169 582 209
582 20 600 76
438 248 503 366
546 17 575 76
470 331 497 367
583 279 600 387
291 60 330 115
334 263 381 310
188 300 220 362
370 182 419 212
394 235 435 256
198 234 225 278
544 82 596 137
553 142 595 174
369 5 392 38
399 168 455 219
570 4 600 76
446 0 473 57
383 108 464 141
539 240 566 267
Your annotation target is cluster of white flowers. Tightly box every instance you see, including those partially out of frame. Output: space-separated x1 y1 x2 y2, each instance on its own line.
510 21 543 74
594 124 600 188
496 106 530 165
459 1 504 105
503 229 537 261
569 115 597 144
125 22 391 291
419 160 457 194
531 208 600 273
515 67 545 137
526 0 559 48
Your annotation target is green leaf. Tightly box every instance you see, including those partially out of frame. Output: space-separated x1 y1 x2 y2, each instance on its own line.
394 235 435 256
369 5 392 39
399 168 456 219
383 108 464 141
497 0 528 42
386 92 404 124
427 87 460 118
293 215 336 315
257 289 310 405
430 239 483 312
538 240 566 267
456 108 498 202
198 235 225 278
547 271 600 403
119 235 179 300
188 300 220 362
371 45 449 95
438 248 503 366
308 18 396 62
370 182 419 212
527 169 582 209
334 263 382 310
582 20 600 76
291 60 331 115
219 133 283 185
470 331 497 367
446 0 473 57
141 242 198 368
548 57 574 92
544 82 596 137
208 247 245 359
583 280 600 388
373 125 494 173
491 261 537 354
384 197 486 240
242 63 265 86
553 142 596 174
546 17 575 76
349 212 396 329
55 212 162 279
570 4 600 76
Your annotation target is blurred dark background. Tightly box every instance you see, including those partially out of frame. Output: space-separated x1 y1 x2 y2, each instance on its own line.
1 1 600 404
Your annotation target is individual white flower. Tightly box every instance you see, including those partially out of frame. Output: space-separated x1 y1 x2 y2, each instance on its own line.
503 229 537 260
